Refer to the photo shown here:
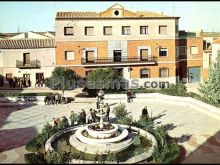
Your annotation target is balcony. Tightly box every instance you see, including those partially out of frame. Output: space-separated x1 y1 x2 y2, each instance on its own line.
16 60 41 69
81 56 157 66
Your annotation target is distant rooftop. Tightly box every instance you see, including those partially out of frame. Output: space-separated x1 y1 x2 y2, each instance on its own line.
0 39 55 49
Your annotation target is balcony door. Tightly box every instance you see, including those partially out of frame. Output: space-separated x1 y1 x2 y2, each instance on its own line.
113 50 122 62
23 53 30 65
140 49 150 61
85 51 95 63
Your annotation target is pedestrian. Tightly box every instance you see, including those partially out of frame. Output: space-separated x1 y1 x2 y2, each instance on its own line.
87 109 93 124
91 109 97 122
142 106 148 117
28 79 31 87
127 90 132 103
96 96 100 109
69 111 77 126
106 103 110 122
80 109 87 124
53 117 58 126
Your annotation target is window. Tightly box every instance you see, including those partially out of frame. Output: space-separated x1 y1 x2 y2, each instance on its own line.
179 46 186 55
86 51 95 62
159 68 169 78
140 26 148 34
190 46 198 55
85 27 94 36
122 26 131 35
159 25 167 35
159 48 168 57
140 49 149 61
140 69 150 78
64 27 74 35
114 10 119 16
65 51 75 60
103 26 112 35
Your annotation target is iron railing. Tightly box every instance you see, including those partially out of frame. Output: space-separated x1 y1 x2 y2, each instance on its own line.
81 56 157 65
16 60 41 69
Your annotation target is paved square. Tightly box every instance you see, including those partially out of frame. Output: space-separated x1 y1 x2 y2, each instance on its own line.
0 95 220 163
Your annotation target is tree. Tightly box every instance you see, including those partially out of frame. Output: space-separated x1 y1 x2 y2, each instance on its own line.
199 55 220 104
85 67 121 96
45 67 78 91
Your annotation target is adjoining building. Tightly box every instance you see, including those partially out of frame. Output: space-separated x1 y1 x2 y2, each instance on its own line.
0 32 55 88
177 31 204 83
55 3 180 88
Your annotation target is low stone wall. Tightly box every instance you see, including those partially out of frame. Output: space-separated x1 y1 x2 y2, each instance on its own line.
104 93 220 120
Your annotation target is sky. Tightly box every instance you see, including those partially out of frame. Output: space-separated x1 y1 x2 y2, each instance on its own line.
0 1 220 33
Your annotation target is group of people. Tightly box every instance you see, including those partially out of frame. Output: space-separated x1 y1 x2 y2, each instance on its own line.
69 103 111 126
53 103 110 128
7 77 31 88
44 93 67 105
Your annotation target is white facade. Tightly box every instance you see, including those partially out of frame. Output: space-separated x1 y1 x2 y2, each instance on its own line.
212 43 220 63
56 19 178 42
9 31 54 39
0 48 55 87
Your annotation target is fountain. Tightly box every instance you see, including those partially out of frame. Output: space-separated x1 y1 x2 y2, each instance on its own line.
45 90 158 163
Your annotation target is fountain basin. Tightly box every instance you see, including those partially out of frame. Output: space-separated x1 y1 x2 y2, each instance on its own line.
85 123 118 138
75 125 128 145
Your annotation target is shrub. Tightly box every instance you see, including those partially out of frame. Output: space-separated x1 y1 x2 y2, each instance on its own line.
112 103 132 125
136 115 154 131
45 151 64 164
106 151 117 163
150 125 180 164
85 67 121 96
25 123 55 152
159 83 187 96
24 153 46 164
152 142 180 164
45 67 78 90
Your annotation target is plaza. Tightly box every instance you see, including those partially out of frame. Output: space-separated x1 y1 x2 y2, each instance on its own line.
0 92 220 163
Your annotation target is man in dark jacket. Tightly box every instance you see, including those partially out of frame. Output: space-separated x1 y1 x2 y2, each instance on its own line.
142 106 148 117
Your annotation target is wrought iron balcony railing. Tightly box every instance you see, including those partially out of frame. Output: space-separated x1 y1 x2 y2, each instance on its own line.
16 60 41 69
81 56 157 65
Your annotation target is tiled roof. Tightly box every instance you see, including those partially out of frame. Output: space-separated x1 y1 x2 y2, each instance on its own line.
0 39 55 49
56 6 178 19
56 12 99 19
0 32 22 38
201 32 220 37
135 11 169 17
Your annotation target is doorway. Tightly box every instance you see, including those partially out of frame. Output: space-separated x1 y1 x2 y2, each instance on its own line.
23 53 30 65
36 73 44 87
113 50 122 62
188 67 200 83
23 74 31 87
